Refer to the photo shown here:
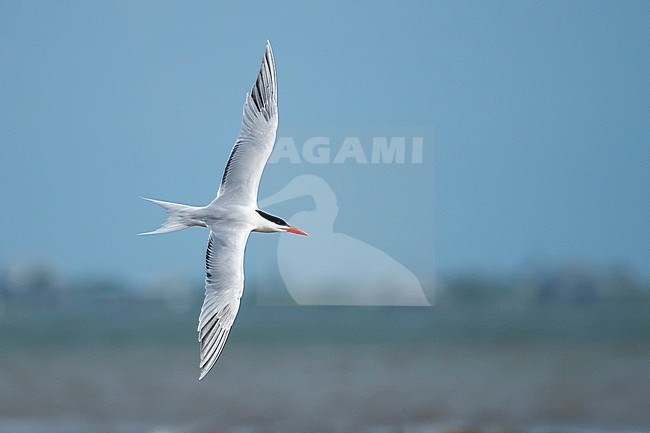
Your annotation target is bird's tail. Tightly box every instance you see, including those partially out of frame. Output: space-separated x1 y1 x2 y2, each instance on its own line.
139 198 202 235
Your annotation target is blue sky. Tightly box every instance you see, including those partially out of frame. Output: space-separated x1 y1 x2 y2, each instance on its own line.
1 1 649 282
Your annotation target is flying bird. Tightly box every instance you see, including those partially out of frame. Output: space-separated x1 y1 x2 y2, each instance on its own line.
141 41 308 380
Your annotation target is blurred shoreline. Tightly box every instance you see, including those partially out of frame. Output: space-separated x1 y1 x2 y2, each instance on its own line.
1 262 649 433
2 302 649 433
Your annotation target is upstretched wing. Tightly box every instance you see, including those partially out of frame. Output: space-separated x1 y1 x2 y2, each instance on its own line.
197 226 250 380
216 41 278 206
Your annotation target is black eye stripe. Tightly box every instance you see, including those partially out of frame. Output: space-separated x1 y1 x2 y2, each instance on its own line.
256 210 288 226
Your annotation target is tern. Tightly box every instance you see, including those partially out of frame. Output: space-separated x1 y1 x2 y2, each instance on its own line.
141 41 308 380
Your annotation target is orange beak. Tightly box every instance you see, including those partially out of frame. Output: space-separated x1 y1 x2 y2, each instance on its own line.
286 226 309 236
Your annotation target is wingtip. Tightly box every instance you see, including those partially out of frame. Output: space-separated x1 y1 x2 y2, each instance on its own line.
140 196 156 204
265 40 274 57
198 368 210 381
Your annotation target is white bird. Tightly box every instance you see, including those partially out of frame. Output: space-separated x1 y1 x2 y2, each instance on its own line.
141 41 308 380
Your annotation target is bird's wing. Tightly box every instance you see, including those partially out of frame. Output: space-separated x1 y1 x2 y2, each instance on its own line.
197 226 250 380
216 41 278 206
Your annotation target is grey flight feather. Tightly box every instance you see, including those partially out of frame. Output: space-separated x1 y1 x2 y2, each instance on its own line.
216 41 278 206
197 227 250 380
